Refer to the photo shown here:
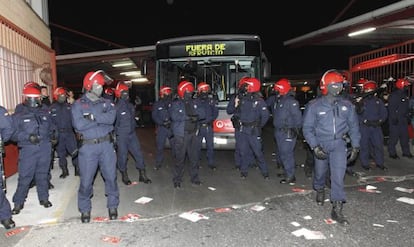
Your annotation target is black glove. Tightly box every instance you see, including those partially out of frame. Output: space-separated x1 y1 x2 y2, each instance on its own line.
313 145 328 160
347 147 360 164
190 115 198 123
83 113 95 121
51 137 58 146
29 134 40 144
162 120 171 128
0 141 4 154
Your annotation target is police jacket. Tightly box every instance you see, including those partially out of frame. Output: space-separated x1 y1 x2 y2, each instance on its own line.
71 94 116 140
226 94 240 116
358 95 388 126
302 95 360 149
0 106 14 142
50 101 74 132
114 98 136 135
168 97 200 137
388 89 409 125
12 103 56 147
151 98 171 127
238 93 269 134
194 95 218 125
271 92 302 129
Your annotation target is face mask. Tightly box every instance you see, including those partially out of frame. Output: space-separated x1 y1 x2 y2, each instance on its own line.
91 83 103 97
25 97 41 107
57 95 67 103
200 92 208 99
120 91 129 100
184 91 193 100
327 83 343 96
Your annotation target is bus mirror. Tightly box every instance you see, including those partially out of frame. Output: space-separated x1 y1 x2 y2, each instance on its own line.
141 60 148 76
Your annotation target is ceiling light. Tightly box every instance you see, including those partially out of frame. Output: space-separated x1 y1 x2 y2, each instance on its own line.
348 27 376 37
120 71 141 76
112 61 134 67
131 78 148 83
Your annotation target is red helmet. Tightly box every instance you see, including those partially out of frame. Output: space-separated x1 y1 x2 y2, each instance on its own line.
23 84 41 97
197 82 210 93
238 77 250 88
104 87 114 96
24 81 40 90
395 78 410 89
177 80 194 98
114 82 129 98
273 78 291 95
357 78 368 84
159 86 172 97
53 87 67 100
320 70 344 95
363 81 377 92
244 77 261 93
83 71 106 91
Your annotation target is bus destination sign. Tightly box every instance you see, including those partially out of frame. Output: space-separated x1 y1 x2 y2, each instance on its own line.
169 41 245 57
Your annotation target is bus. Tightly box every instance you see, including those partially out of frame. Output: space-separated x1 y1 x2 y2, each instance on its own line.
154 34 270 149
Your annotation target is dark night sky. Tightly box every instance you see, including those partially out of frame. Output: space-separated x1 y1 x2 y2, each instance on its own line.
48 0 401 75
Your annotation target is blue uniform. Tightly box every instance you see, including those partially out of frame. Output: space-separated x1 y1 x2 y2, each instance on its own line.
265 95 283 166
302 96 360 202
357 95 388 168
115 98 146 171
49 101 78 173
0 106 15 221
270 92 302 178
151 97 173 168
387 89 411 157
226 94 254 169
194 95 218 168
12 103 56 206
169 97 201 185
238 93 270 177
71 95 119 214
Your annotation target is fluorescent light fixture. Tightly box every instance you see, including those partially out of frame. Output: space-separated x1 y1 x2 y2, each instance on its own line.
112 61 134 67
348 27 376 37
120 71 141 76
131 78 148 83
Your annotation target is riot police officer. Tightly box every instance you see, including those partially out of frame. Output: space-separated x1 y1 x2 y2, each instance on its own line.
50 87 79 178
0 105 16 229
270 78 302 184
387 78 413 159
151 86 174 170
71 70 119 223
194 82 219 170
302 70 360 225
356 81 388 170
11 82 57 215
114 82 151 185
237 77 270 179
169 81 201 188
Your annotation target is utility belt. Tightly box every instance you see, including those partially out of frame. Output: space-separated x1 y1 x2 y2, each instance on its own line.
200 122 210 127
81 133 112 145
241 121 258 127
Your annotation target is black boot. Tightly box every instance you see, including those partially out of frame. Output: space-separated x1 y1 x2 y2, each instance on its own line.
108 208 118 220
12 204 24 215
1 218 15 229
331 201 349 225
316 189 325 205
81 212 90 223
139 169 152 184
121 170 131 185
59 166 69 179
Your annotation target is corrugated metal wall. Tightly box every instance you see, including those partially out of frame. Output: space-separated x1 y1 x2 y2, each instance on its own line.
0 16 54 112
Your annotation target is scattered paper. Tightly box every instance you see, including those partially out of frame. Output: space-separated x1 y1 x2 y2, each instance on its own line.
386 220 398 223
373 223 384 227
134 196 153 204
358 188 381 193
396 197 414 205
231 204 242 209
93 216 109 222
214 207 232 213
208 187 216 191
303 215 312 220
5 227 29 237
292 228 326 240
179 211 209 222
119 213 141 222
291 221 301 227
366 185 377 190
129 181 138 186
250 205 266 212
292 187 306 192
101 235 121 244
394 187 414 193
324 218 337 224
375 177 386 182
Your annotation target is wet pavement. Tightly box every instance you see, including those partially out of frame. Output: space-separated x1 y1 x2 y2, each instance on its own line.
1 125 414 246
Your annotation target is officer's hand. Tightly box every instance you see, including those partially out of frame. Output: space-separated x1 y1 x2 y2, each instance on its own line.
347 147 360 164
190 115 198 122
29 134 40 144
162 119 171 128
83 113 95 121
51 137 58 146
313 145 328 160
0 141 4 154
